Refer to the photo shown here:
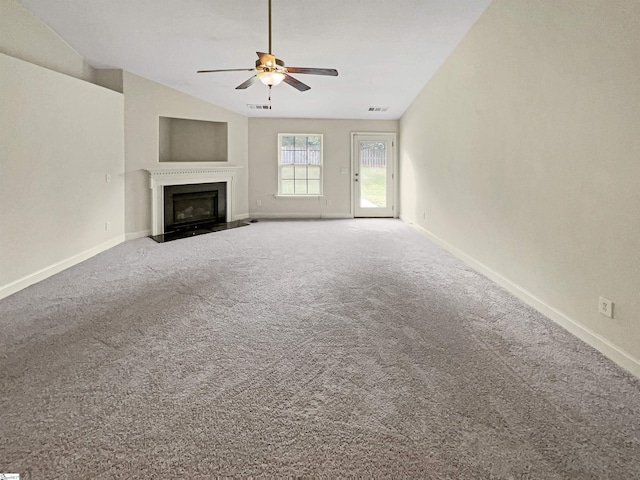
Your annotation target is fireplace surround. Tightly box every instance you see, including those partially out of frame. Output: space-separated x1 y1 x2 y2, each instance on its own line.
147 166 242 236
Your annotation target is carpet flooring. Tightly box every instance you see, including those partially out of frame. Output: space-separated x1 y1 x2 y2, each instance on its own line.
1 219 639 478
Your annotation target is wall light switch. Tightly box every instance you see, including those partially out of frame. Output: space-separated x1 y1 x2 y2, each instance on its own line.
340 168 348 174
105 221 112 231
256 200 262 206
105 173 111 183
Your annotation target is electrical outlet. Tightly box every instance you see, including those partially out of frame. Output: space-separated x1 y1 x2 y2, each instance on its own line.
105 221 111 231
598 296 613 318
256 200 262 206
326 199 331 206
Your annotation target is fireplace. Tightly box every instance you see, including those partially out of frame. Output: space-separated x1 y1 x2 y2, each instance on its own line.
163 182 226 233
147 166 243 238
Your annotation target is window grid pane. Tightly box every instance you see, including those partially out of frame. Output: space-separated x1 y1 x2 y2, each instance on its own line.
279 134 322 195
308 180 320 194
281 165 294 179
282 179 295 194
308 166 321 179
294 179 308 194
294 165 307 179
294 150 307 164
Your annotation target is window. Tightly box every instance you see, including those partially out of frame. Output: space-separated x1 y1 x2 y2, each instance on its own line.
278 134 323 195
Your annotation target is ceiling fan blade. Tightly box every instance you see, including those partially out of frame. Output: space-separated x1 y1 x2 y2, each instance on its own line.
198 68 254 73
257 51 276 66
235 75 259 90
286 67 338 77
283 74 311 92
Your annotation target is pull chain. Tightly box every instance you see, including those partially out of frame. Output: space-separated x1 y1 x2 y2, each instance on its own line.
268 85 272 110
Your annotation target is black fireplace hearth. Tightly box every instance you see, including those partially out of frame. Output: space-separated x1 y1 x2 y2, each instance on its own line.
150 220 249 243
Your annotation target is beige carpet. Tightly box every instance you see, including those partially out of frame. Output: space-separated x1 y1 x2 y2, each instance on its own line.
1 219 639 478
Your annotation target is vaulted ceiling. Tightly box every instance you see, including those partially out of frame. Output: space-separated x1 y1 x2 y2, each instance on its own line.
19 0 492 119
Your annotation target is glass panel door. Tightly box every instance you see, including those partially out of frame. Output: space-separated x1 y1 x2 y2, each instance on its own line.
353 134 395 217
359 141 387 208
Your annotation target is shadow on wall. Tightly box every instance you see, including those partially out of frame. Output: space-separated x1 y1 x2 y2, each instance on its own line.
399 151 418 223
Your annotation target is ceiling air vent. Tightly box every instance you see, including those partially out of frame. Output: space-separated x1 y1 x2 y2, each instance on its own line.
247 104 272 110
368 106 390 113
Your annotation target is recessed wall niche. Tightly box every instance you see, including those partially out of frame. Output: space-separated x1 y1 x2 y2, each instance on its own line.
159 116 228 162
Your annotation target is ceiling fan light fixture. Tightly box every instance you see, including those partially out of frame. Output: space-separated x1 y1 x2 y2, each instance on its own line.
258 70 285 86
197 1 337 94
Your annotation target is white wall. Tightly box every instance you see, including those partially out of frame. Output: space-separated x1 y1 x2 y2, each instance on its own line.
249 118 398 218
121 72 249 237
0 0 95 83
0 53 125 298
399 0 640 373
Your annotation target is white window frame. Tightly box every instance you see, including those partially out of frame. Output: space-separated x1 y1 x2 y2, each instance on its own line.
277 133 323 196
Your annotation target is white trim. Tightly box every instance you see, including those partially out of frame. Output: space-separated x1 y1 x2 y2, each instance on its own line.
234 212 250 221
147 166 242 236
321 213 352 219
405 218 640 378
250 212 352 219
251 213 323 219
150 162 237 171
350 134 355 218
125 230 152 241
277 133 323 196
0 235 125 300
273 194 325 198
393 136 399 218
350 132 398 218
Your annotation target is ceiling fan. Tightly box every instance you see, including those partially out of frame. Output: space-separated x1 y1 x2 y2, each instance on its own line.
197 0 338 94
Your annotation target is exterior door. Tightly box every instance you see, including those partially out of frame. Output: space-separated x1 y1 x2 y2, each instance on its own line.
353 134 395 217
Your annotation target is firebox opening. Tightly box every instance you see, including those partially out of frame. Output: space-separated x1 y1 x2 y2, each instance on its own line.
163 182 226 234
173 192 216 224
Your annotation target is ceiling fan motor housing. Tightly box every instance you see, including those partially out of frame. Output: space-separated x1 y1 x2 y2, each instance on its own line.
255 57 286 72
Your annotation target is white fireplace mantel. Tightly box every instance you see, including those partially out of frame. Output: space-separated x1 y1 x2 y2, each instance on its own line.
147 165 243 236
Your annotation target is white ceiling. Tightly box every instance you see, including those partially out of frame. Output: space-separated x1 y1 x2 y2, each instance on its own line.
19 0 492 120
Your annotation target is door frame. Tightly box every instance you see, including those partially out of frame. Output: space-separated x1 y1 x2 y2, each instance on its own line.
350 132 398 218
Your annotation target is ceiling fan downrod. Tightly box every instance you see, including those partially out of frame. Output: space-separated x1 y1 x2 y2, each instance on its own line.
268 0 273 54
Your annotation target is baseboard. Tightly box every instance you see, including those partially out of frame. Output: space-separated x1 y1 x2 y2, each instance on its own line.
234 213 250 221
250 213 319 219
125 230 151 241
0 235 125 300
407 220 640 378
250 212 352 219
